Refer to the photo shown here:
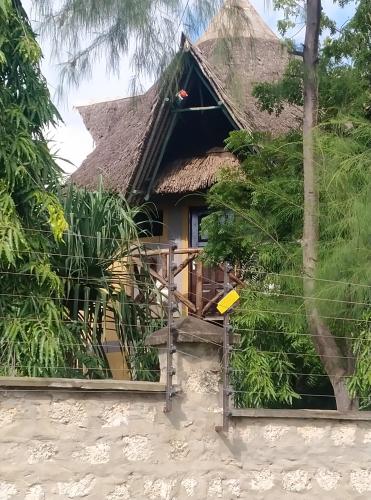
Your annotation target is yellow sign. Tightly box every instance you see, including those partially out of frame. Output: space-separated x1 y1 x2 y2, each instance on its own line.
217 289 240 314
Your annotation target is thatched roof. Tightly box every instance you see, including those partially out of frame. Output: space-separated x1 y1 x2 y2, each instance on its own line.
195 0 300 135
72 88 158 192
154 149 239 194
72 0 300 196
77 97 137 143
197 0 278 45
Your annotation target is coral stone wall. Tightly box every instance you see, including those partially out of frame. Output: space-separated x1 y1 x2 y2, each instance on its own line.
0 343 370 499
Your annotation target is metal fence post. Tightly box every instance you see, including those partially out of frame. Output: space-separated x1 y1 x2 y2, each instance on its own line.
221 262 233 431
164 242 177 413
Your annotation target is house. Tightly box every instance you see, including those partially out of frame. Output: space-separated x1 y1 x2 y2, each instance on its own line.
71 0 299 319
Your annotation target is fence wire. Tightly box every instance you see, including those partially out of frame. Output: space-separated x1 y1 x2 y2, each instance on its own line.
1 234 370 414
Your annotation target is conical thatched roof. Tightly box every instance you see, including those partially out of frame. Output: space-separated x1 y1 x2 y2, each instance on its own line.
72 0 300 196
195 0 299 134
197 0 277 45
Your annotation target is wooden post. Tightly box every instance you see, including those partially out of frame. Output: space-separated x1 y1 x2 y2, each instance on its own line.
161 253 168 280
222 263 232 431
196 259 203 317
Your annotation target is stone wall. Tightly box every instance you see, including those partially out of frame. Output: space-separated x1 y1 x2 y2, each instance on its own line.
0 339 370 499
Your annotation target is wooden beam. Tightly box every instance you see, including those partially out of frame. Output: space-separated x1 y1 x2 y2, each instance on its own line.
230 273 244 286
161 253 168 280
132 248 200 257
0 376 166 392
174 248 201 255
192 65 238 131
145 69 193 199
173 105 222 113
174 253 197 277
174 292 197 313
218 264 244 286
202 289 224 316
145 113 178 200
132 257 197 313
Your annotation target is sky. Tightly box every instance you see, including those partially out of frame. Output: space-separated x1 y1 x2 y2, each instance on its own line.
23 0 355 174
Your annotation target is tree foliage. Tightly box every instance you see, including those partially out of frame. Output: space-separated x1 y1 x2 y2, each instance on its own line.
203 132 321 408
204 118 371 409
0 2 161 378
32 0 223 94
52 184 162 380
203 0 371 409
0 0 74 376
254 0 371 120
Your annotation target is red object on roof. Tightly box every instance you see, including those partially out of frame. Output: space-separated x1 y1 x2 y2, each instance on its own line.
178 89 189 98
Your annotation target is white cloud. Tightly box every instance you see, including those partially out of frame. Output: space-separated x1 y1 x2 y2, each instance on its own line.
47 122 94 174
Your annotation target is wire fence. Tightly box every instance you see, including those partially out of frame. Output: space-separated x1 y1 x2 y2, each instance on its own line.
0 240 175 384
182 257 370 419
1 234 370 417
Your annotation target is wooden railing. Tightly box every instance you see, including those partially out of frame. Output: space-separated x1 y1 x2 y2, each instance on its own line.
134 247 242 319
